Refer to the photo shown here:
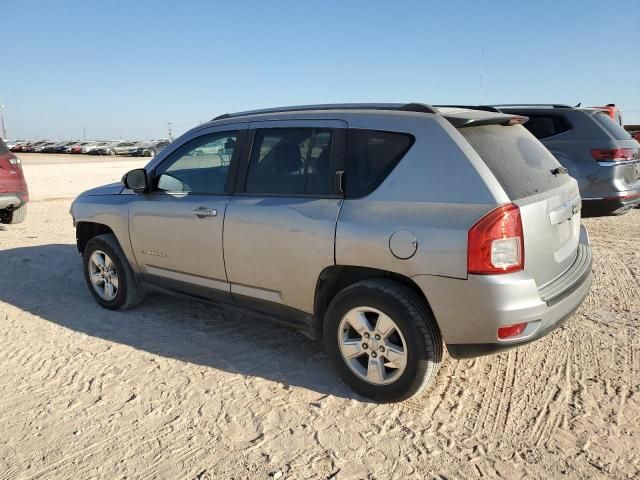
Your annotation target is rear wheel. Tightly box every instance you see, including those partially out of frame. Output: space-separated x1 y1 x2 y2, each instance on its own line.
0 205 27 224
324 279 442 402
147 149 156 157
109 149 116 156
83 233 143 310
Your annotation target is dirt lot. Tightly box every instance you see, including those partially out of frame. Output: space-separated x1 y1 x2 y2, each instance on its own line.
0 154 638 479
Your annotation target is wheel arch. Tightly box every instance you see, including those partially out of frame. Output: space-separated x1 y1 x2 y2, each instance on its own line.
76 221 115 254
314 265 438 332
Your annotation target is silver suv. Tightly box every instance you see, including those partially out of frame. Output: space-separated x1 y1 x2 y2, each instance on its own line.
70 103 593 401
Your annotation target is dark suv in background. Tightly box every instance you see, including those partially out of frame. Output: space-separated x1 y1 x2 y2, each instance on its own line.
484 105 639 216
439 105 640 216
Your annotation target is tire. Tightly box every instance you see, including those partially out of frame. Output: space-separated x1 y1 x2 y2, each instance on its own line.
147 149 156 157
83 233 144 310
109 150 116 156
323 279 442 402
0 204 27 224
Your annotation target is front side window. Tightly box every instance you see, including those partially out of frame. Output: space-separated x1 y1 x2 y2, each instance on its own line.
245 128 334 195
155 131 238 194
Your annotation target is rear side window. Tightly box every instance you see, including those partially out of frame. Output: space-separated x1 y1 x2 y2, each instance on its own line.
592 112 632 140
460 124 570 200
0 139 9 155
521 114 571 140
346 129 414 197
245 128 335 195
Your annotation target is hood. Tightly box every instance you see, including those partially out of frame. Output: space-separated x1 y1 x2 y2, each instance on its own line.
78 182 124 197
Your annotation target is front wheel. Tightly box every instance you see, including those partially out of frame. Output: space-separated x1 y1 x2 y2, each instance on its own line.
83 233 143 310
324 279 442 402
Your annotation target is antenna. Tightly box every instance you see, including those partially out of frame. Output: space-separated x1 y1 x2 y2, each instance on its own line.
167 122 173 141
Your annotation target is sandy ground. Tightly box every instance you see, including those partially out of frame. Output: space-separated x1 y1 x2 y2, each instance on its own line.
0 154 638 479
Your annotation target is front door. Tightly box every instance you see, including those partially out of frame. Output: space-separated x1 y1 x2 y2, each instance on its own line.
129 126 246 300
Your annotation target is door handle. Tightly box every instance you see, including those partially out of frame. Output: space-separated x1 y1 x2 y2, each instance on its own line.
192 207 218 218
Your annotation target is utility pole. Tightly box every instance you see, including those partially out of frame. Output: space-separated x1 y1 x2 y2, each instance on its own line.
0 104 6 139
167 122 173 141
479 47 485 105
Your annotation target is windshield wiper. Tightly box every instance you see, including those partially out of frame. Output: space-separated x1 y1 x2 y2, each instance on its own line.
550 166 568 176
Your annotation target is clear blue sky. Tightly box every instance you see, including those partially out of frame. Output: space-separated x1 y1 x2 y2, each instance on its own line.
1 0 639 140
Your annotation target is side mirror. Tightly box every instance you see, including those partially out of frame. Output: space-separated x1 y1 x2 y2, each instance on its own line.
122 168 148 193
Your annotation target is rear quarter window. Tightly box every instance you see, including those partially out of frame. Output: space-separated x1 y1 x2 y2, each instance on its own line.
346 129 414 197
521 114 571 140
592 112 632 140
459 124 570 200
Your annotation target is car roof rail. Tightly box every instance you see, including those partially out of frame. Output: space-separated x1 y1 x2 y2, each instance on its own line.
487 104 575 109
435 105 502 113
212 102 439 121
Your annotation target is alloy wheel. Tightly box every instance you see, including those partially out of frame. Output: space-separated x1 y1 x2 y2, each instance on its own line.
337 306 408 385
88 250 119 301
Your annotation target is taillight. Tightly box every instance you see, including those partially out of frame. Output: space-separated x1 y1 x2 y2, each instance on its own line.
468 203 524 274
591 148 635 162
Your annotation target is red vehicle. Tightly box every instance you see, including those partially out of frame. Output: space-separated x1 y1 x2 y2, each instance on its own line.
591 104 623 125
0 139 28 224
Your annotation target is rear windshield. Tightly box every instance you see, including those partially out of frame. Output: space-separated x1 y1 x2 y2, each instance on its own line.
460 124 570 200
0 139 9 155
592 112 632 140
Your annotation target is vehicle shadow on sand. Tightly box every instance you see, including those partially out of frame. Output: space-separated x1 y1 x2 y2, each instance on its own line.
0 243 364 401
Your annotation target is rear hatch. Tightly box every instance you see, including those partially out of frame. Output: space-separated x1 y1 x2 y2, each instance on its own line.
459 123 581 286
590 110 640 191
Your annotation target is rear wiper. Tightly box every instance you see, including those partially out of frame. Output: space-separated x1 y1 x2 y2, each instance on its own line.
550 166 568 176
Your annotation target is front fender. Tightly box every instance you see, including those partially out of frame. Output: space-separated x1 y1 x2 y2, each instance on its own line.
71 195 140 273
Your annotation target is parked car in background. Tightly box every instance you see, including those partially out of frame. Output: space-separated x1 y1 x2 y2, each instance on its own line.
71 103 592 401
108 141 145 156
33 141 60 153
48 141 78 153
439 105 640 216
136 140 171 157
591 104 623 126
66 142 92 153
0 138 28 224
625 125 640 143
83 142 110 154
8 141 28 152
89 141 123 155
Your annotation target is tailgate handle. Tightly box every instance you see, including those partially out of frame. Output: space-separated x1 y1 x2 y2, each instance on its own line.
549 196 581 225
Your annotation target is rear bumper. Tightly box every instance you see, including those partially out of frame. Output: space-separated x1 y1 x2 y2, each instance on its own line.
0 192 26 210
413 226 592 359
582 191 640 216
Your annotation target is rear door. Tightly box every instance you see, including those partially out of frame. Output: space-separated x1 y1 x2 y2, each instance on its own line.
460 124 581 286
223 119 346 315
